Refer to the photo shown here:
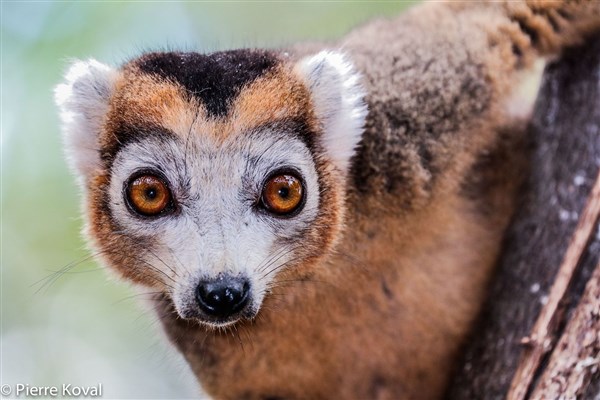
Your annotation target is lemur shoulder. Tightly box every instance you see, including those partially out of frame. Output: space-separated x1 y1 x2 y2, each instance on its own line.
55 1 600 399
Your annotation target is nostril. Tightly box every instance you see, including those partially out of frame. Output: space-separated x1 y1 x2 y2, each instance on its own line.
195 276 250 319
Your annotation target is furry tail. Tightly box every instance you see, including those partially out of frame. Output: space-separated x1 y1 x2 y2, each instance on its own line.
505 1 600 56
446 0 600 68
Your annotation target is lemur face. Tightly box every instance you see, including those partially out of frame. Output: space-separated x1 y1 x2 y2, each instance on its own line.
56 49 366 327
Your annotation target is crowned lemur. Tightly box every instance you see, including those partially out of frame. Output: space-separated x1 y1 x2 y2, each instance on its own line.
55 1 600 399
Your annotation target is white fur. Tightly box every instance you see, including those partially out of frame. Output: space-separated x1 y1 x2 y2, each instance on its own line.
54 59 117 181
505 59 546 121
109 131 321 326
295 51 368 173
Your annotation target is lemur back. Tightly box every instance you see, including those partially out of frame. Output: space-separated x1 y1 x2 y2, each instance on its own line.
56 1 600 399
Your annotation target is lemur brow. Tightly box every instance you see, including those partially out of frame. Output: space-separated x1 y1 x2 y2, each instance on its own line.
134 49 281 118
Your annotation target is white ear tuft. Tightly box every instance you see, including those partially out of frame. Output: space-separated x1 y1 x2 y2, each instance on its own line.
295 51 367 173
55 59 117 181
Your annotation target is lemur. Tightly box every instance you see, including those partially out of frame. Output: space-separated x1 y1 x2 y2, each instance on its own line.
55 1 600 399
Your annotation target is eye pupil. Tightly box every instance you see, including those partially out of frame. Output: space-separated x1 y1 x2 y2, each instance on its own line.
145 188 157 199
278 187 289 199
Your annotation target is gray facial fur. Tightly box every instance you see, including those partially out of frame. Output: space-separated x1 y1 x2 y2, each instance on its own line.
108 128 320 326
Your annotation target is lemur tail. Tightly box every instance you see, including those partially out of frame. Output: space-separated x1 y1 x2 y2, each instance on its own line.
448 0 600 65
506 1 600 56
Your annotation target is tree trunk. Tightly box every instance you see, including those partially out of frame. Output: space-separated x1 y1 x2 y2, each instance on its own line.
447 34 600 399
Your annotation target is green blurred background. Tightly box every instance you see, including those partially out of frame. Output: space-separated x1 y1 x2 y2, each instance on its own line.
1 1 416 398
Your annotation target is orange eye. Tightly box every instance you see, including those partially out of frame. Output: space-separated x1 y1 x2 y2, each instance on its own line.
261 173 304 216
126 174 173 217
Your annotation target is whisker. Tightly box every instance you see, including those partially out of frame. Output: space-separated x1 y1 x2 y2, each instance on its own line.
139 246 180 280
257 245 302 277
254 246 290 275
259 254 300 280
232 324 245 353
32 250 112 294
112 290 166 306
184 107 201 177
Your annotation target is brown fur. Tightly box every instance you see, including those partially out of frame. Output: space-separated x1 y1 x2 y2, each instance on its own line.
231 66 318 134
156 190 520 399
80 1 600 399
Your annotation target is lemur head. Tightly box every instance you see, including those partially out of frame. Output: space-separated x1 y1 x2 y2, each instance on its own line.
55 49 366 328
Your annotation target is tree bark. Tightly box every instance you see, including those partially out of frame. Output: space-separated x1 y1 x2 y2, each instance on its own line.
507 171 600 399
447 34 600 399
506 174 600 400
530 259 600 399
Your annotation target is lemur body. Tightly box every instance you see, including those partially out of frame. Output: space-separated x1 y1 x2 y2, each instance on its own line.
56 1 600 399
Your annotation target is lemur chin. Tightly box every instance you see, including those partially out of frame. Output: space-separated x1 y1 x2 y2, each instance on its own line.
56 1 600 398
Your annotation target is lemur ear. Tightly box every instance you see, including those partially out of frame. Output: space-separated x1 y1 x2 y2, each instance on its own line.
55 59 117 181
294 51 367 173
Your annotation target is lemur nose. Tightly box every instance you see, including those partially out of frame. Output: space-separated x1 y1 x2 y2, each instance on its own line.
195 276 250 319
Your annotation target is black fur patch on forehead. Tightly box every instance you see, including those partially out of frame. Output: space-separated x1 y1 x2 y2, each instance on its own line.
135 49 280 118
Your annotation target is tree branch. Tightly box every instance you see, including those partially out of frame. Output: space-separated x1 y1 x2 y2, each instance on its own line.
507 169 600 399
530 258 600 398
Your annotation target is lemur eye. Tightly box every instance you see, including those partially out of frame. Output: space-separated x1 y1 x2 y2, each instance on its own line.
260 172 305 216
125 173 173 217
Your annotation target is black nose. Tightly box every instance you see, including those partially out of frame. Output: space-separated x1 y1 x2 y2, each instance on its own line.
195 276 250 319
